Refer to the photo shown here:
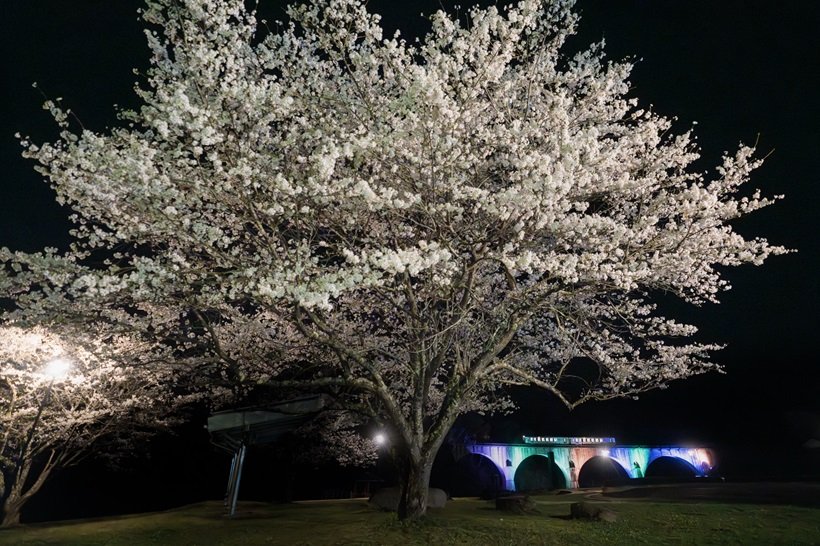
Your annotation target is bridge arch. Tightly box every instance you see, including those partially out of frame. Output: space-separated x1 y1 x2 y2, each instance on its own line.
462 441 715 491
578 455 630 487
645 456 698 479
449 453 505 497
514 454 567 491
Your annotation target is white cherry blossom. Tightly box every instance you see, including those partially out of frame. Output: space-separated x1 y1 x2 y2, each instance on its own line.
2 0 787 520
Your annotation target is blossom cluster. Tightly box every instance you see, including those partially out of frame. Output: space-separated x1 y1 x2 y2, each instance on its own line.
2 0 787 472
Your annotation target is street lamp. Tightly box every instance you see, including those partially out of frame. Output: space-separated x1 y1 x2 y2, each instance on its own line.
373 433 387 446
43 358 71 381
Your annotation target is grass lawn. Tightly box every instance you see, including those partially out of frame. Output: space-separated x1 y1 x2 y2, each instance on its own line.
1 491 819 545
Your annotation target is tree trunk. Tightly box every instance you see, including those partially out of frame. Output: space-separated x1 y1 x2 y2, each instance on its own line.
1 494 23 527
1 459 30 528
397 452 433 521
1 455 55 528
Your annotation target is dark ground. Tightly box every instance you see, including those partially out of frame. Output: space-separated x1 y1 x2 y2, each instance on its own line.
599 482 820 508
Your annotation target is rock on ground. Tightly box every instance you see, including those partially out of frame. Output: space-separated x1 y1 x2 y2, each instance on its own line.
368 487 448 511
495 495 538 514
570 501 617 522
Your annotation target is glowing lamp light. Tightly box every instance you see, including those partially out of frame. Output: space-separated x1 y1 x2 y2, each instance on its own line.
373 433 386 446
600 448 611 456
43 358 71 381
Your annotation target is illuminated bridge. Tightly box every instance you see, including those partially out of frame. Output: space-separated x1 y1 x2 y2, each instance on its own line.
460 436 715 491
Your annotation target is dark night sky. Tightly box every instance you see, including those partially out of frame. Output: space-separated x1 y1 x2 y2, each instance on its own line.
1 1 818 453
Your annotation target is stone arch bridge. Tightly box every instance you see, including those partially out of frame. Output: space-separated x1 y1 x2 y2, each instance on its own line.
460 436 715 491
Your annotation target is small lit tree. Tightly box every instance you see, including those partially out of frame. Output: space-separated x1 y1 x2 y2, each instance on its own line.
0 325 180 527
3 0 788 519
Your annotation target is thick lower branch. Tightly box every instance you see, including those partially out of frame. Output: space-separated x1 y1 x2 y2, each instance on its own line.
492 362 580 409
293 305 415 447
257 376 377 393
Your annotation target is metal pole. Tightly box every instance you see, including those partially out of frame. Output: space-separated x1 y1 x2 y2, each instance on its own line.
227 446 243 510
229 443 247 517
224 451 238 507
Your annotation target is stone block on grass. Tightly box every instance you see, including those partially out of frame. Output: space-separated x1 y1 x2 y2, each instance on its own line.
495 495 538 514
570 501 617 522
368 487 448 511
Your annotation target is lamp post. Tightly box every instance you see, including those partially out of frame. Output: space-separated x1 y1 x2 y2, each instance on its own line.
18 358 72 464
